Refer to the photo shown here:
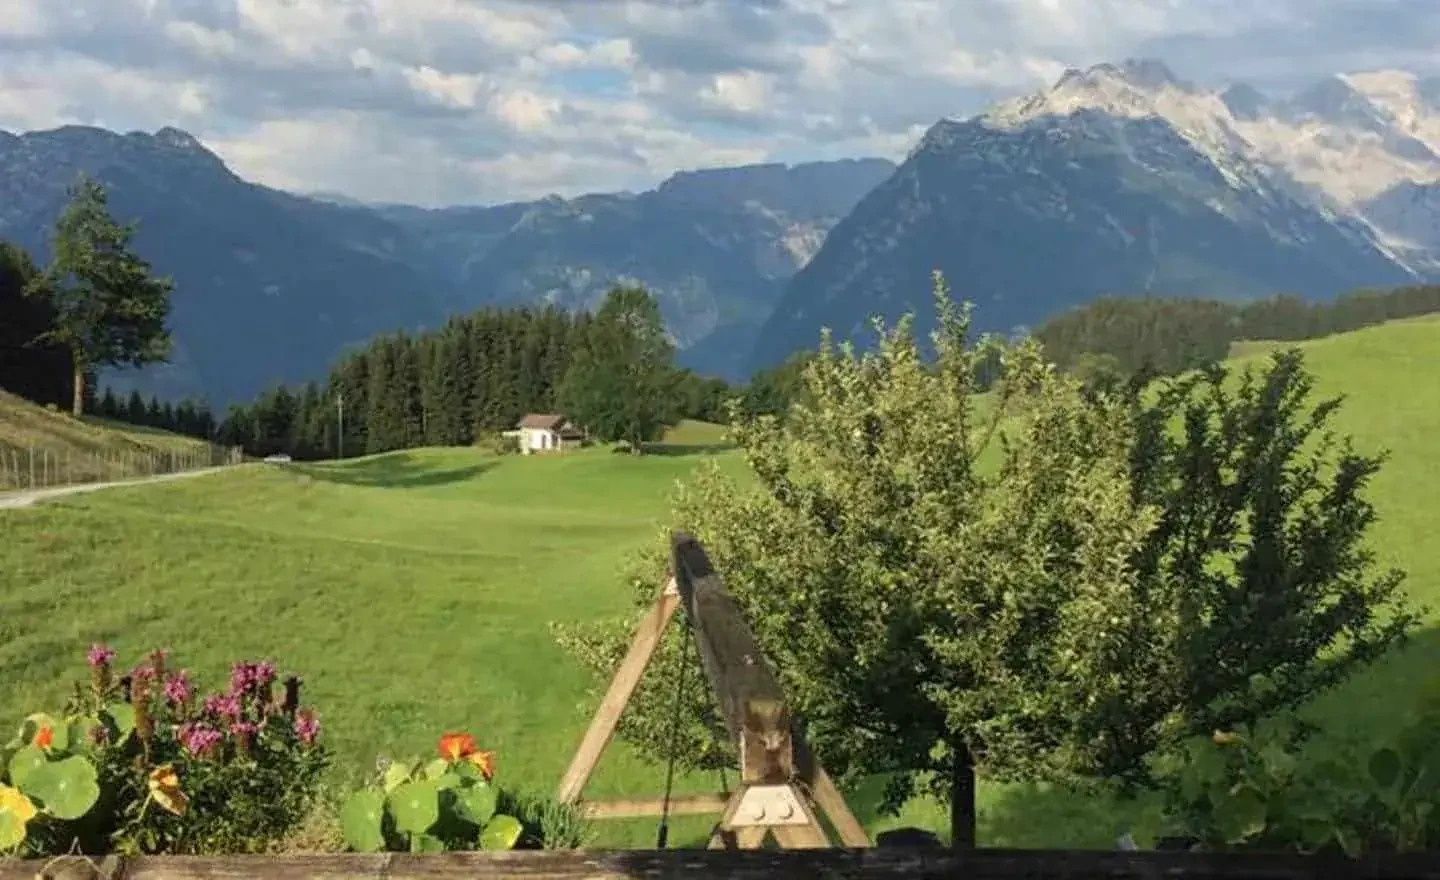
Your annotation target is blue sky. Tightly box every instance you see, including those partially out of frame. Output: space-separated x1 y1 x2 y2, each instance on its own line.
1 0 1436 206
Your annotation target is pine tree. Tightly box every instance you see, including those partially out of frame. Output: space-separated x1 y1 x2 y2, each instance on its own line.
28 176 173 415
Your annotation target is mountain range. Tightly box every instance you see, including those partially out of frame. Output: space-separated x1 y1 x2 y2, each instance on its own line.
3 59 1439 407
755 60 1440 365
0 128 891 405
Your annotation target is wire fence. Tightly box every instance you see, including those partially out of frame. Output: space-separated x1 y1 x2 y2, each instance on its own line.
0 443 244 492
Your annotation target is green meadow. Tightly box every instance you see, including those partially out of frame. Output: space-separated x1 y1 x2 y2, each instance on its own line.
2 319 1439 848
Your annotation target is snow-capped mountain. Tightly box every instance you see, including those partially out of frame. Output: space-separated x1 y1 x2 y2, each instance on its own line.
984 59 1440 266
752 60 1440 370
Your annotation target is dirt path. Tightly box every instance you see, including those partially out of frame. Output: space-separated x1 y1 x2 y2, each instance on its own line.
0 467 232 510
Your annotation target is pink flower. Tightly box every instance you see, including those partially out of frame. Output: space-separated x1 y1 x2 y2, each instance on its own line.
293 709 321 747
87 644 116 668
203 692 241 719
177 723 223 757
163 671 193 707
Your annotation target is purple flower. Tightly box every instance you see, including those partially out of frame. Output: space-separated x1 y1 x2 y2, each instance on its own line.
87 644 116 668
230 720 259 737
131 663 157 683
293 709 321 747
203 692 242 719
163 671 193 707
178 722 224 757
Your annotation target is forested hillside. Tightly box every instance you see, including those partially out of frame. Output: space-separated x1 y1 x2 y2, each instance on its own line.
1035 285 1440 379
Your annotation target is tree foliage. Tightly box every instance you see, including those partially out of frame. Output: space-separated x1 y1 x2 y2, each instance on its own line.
1036 286 1440 380
557 271 1416 847
558 286 679 452
27 176 173 415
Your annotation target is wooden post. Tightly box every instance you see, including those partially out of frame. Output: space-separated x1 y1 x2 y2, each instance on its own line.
555 576 681 805
555 532 869 850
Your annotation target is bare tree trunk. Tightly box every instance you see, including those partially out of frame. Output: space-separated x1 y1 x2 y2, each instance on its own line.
949 741 977 849
71 358 85 417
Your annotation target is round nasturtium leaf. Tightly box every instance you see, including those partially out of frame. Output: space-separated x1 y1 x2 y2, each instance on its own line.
24 756 100 821
0 810 25 850
340 789 387 853
7 746 47 790
388 781 440 836
381 761 411 793
455 783 497 827
422 758 449 781
103 705 136 741
409 832 446 853
479 814 523 851
1368 747 1402 789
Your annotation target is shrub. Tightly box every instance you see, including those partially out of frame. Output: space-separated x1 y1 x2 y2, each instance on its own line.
1155 689 1440 855
0 645 329 856
341 732 523 853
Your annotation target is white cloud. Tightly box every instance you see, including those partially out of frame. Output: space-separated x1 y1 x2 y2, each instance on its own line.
0 0 1437 205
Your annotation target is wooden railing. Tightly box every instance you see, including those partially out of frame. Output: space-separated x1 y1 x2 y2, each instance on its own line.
6 847 1440 879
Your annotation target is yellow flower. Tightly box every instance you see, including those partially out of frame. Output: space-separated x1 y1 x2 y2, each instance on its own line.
147 765 190 817
0 784 37 824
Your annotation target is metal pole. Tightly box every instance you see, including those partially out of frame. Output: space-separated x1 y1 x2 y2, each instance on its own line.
337 392 345 460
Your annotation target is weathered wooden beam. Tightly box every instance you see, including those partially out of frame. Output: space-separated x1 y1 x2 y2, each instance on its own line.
555 578 680 805
8 848 1440 880
579 793 730 819
670 531 793 785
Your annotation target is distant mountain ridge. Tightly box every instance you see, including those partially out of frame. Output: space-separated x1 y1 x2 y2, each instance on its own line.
0 126 892 404
751 60 1440 370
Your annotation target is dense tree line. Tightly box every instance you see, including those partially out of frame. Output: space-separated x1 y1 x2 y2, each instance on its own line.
89 387 217 440
1036 285 1440 380
216 293 739 460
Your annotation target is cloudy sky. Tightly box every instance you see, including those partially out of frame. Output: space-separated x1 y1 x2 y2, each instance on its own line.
1 0 1437 206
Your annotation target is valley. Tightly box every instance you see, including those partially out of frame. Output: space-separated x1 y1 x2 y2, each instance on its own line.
2 318 1437 850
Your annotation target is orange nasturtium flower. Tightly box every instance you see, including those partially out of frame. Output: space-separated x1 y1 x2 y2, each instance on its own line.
33 726 53 751
438 732 478 762
467 749 496 781
147 765 190 817
0 784 37 824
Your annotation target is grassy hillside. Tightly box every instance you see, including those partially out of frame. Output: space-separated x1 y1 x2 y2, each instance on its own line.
0 389 231 490
1 318 1437 849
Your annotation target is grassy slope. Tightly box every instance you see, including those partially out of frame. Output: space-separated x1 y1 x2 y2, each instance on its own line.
0 390 222 489
1 320 1438 848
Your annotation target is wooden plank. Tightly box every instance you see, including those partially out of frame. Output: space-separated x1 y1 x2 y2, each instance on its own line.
670 531 793 785
580 793 729 819
555 579 680 805
794 735 871 847
8 849 1440 880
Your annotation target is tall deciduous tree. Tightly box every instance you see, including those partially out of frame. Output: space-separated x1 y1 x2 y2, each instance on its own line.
558 272 1415 849
28 176 173 416
558 286 677 453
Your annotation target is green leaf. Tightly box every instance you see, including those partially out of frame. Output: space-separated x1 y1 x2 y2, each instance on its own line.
381 761 410 793
340 789 387 853
1215 786 1268 844
24 756 99 820
7 746 47 790
409 832 446 853
1298 819 1334 852
388 780 440 836
102 704 135 741
1368 747 1402 789
455 782 497 827
1335 826 1364 858
422 758 450 781
479 814 523 851
0 811 25 851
